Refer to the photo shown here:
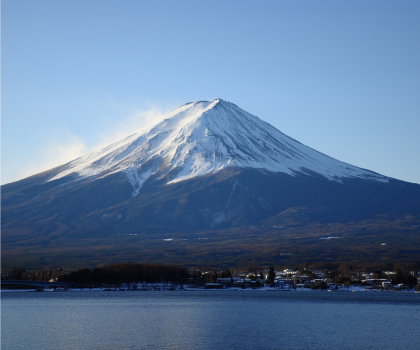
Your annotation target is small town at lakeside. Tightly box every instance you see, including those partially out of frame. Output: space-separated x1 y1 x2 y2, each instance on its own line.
2 262 420 292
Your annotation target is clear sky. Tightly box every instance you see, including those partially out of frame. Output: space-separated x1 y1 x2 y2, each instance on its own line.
2 1 420 185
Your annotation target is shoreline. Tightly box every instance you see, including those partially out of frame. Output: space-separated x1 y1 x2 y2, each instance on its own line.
2 285 419 293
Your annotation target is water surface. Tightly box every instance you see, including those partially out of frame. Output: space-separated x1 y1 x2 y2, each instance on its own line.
2 290 420 349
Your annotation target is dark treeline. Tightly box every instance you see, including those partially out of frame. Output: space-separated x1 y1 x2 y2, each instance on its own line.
2 261 419 287
2 263 189 287
4 267 64 282
61 263 189 287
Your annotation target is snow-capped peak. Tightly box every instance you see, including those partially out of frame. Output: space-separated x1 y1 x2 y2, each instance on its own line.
49 99 388 196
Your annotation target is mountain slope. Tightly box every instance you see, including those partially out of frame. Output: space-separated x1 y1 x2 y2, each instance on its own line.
2 99 420 268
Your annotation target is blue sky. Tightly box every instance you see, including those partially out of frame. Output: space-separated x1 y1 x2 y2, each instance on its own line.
2 1 420 185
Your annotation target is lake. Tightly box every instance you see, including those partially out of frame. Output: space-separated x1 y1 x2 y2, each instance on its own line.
2 290 420 349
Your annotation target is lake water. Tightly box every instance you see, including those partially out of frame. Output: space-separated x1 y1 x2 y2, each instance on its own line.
2 290 420 349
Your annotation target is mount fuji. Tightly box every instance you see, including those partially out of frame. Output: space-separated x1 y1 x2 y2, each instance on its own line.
2 99 420 267
48 99 387 195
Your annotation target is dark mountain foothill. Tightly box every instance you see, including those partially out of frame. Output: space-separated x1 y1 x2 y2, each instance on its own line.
2 99 420 269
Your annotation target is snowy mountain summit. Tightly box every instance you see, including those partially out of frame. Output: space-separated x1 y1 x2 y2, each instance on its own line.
50 99 387 196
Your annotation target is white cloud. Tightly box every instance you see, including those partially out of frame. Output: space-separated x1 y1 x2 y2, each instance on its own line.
5 106 170 184
92 105 168 152
15 135 88 181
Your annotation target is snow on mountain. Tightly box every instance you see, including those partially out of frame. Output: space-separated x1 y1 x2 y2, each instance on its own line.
49 99 388 196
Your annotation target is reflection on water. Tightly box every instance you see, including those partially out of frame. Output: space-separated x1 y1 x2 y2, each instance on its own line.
2 291 420 350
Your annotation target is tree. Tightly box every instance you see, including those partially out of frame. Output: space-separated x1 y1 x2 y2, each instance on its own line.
213 270 218 282
9 268 26 280
320 281 328 290
205 272 214 283
268 266 275 286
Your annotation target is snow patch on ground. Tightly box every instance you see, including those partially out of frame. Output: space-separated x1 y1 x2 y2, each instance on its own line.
124 167 154 197
226 179 238 216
